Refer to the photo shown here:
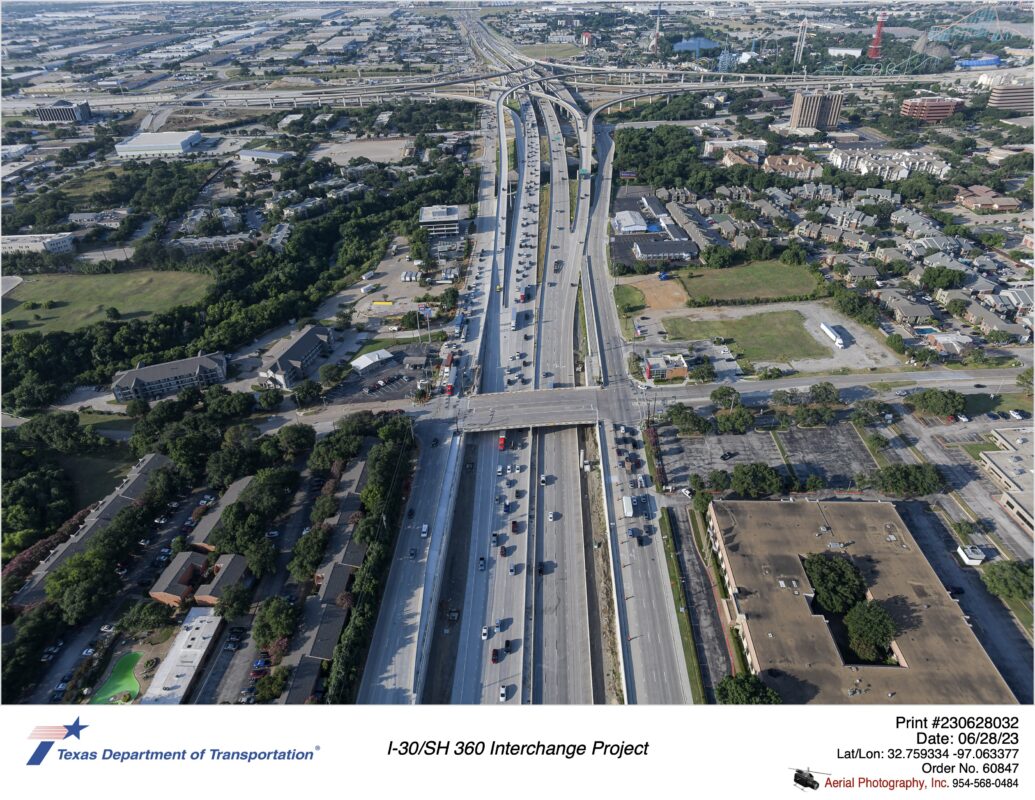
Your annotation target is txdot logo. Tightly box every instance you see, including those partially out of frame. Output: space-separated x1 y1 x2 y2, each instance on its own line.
27 717 88 766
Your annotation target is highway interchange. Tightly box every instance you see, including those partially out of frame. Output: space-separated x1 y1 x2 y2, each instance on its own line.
53 16 1019 706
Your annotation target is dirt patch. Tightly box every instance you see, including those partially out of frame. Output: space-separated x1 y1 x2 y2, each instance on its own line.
310 137 413 165
620 274 688 311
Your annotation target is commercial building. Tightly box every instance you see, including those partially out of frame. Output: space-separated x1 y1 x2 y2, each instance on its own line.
1 233 76 255
829 149 951 181
194 554 248 606
988 82 1034 114
111 352 227 402
114 131 201 159
980 428 1033 534
268 222 292 252
644 354 688 381
34 100 91 122
190 476 253 552
140 608 223 705
68 209 129 229
706 499 1016 704
259 325 335 389
900 96 964 122
418 204 461 236
150 552 207 607
789 90 843 130
632 240 698 262
13 454 171 607
238 148 294 164
612 209 647 234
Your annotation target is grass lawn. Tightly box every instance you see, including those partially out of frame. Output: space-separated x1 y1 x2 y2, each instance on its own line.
1003 597 1033 637
677 260 819 302
963 392 1031 416
663 310 829 362
59 166 126 199
519 43 582 59
960 440 1001 461
869 380 917 392
58 443 137 510
2 270 212 334
78 411 136 434
613 284 646 315
90 652 142 704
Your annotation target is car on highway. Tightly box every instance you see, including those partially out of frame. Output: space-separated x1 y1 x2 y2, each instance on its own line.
479 556 486 571
499 685 507 702
481 626 489 640
421 523 429 538
491 648 500 664
409 548 417 559
509 564 516 576
548 511 556 521
540 474 547 486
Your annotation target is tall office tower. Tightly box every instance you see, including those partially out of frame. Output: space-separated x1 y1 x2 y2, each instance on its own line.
789 90 843 130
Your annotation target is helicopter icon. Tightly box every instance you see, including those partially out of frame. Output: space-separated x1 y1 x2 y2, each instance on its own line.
790 766 830 791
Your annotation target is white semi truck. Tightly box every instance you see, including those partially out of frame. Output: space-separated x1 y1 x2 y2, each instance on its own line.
820 322 844 349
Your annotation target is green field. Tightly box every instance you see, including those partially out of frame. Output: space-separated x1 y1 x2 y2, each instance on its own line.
678 260 819 302
58 443 138 510
519 43 582 59
91 652 141 705
662 310 830 363
59 166 127 199
963 392 1031 416
613 284 646 314
2 270 212 333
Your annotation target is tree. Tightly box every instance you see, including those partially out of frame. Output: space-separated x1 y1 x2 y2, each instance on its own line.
716 406 754 434
277 424 316 460
808 381 840 405
885 333 906 354
803 553 866 614
780 241 807 266
730 462 782 499
319 363 347 386
1018 367 1033 396
980 561 1033 602
910 388 965 416
866 433 889 452
18 411 103 454
919 266 966 291
692 492 712 515
710 386 741 410
715 673 781 704
125 399 150 418
707 469 731 491
702 245 734 269
215 582 251 619
844 600 898 662
804 474 826 492
258 388 284 411
292 380 322 407
985 329 1010 344
255 666 291 703
946 298 969 319
252 596 298 648
860 464 945 497
666 402 711 435
117 600 174 634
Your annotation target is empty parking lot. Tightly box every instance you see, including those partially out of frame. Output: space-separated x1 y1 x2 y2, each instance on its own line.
776 423 877 488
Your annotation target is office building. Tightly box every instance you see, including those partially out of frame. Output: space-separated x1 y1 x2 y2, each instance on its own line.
34 100 91 123
789 90 843 130
259 325 335 389
111 352 227 402
114 130 201 158
980 428 1033 534
418 204 461 236
900 96 963 122
988 82 1034 113
706 499 1016 704
1 232 76 255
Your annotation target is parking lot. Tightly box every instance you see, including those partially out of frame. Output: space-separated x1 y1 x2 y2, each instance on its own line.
775 422 877 488
325 343 434 403
657 424 790 487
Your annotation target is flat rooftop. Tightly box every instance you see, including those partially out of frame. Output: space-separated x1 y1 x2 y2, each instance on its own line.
709 499 1015 704
419 204 460 223
139 608 222 705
